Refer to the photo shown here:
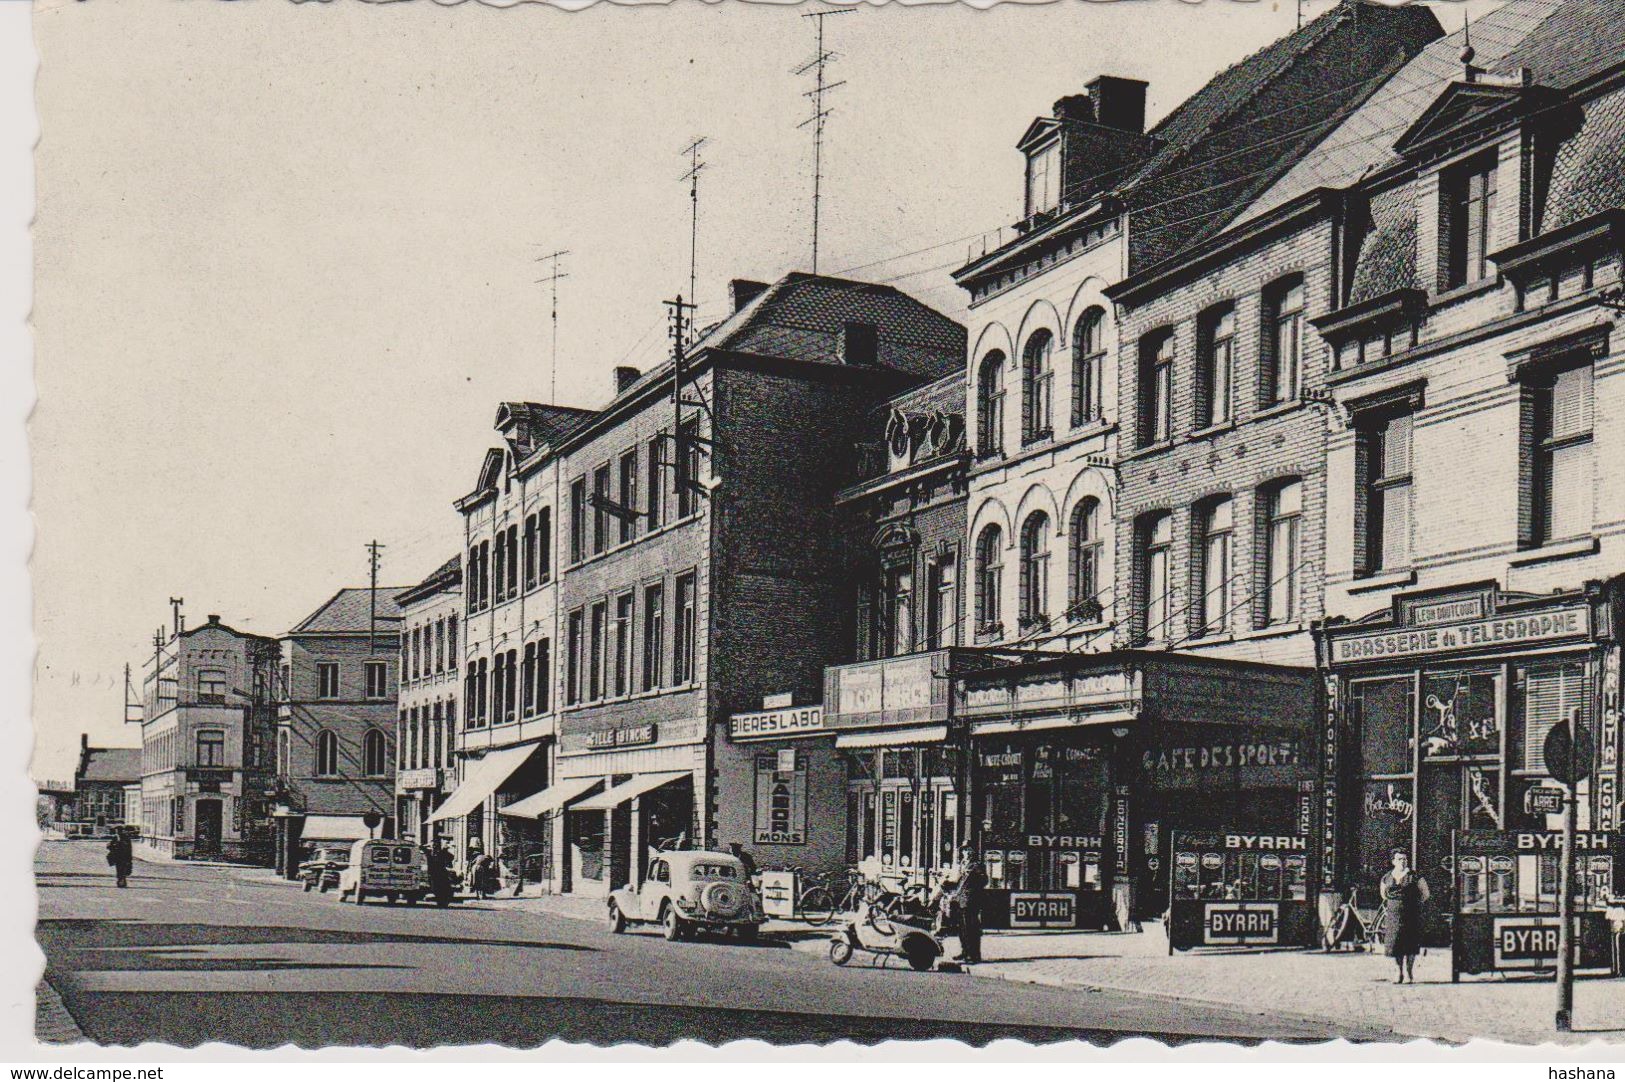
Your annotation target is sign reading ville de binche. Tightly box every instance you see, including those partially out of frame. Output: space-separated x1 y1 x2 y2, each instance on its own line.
729 705 825 741
1331 606 1590 664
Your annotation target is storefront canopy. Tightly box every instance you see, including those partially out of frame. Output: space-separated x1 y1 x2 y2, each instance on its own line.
300 815 374 841
572 771 689 812
834 724 948 749
429 741 542 823
498 776 602 819
969 711 1136 737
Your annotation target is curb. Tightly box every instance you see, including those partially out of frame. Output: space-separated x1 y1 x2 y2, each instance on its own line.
34 979 87 1046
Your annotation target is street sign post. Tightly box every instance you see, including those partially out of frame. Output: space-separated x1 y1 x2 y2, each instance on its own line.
1531 788 1566 815
1544 711 1591 1033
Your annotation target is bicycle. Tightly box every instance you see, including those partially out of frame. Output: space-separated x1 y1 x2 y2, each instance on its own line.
799 868 884 926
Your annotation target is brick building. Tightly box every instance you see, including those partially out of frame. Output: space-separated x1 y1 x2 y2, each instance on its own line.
393 556 461 846
139 613 280 862
65 734 141 831
272 589 403 876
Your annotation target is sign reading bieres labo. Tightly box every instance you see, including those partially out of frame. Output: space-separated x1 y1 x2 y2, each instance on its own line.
728 705 825 741
1331 606 1590 663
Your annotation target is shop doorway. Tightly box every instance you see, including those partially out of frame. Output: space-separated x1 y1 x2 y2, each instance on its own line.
609 802 632 890
194 799 222 855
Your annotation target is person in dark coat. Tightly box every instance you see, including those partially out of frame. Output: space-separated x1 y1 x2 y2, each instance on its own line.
1379 849 1430 983
950 846 987 964
728 842 757 879
105 829 133 888
426 839 455 907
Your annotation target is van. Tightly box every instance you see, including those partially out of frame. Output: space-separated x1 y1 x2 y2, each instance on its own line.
337 839 430 906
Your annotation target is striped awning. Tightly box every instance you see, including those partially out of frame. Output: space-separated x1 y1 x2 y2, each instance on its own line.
833 724 948 750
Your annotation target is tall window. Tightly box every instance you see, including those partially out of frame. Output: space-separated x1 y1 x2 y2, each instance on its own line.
569 478 587 564
1198 305 1235 428
505 525 518 597
1026 141 1059 217
413 626 423 679
492 530 508 603
317 662 339 699
1359 412 1414 575
883 565 914 657
491 653 508 721
619 449 639 544
1195 497 1234 636
1068 498 1102 616
1018 512 1051 627
365 660 387 699
647 435 666 528
521 642 538 717
1444 156 1497 289
1263 277 1304 404
523 513 538 589
613 592 633 697
1138 512 1174 644
1022 329 1054 444
642 583 665 692
1526 362 1595 546
195 729 225 767
926 554 958 650
316 730 339 777
431 703 443 769
1139 329 1175 446
196 669 226 704
673 573 698 685
588 601 607 701
435 618 445 672
277 729 290 776
447 615 458 669
565 610 584 706
976 352 1006 457
536 507 552 584
534 640 550 715
503 648 517 722
974 525 1003 634
676 419 703 519
592 464 612 555
1072 308 1105 427
363 729 386 776
1262 478 1303 626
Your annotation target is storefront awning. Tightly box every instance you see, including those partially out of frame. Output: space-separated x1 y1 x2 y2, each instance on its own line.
969 711 1136 737
429 741 542 823
300 815 374 841
497 776 602 819
834 724 948 750
572 771 690 813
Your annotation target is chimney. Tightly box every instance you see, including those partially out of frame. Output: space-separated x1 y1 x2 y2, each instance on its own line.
729 279 768 313
1053 94 1095 123
841 322 879 366
614 366 641 394
1087 76 1148 134
207 614 220 625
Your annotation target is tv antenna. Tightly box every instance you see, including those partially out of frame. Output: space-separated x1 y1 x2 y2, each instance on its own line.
365 539 385 653
533 248 570 402
679 137 708 337
796 8 854 275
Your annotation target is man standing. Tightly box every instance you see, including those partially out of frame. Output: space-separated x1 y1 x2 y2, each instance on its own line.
105 828 133 888
950 846 987 964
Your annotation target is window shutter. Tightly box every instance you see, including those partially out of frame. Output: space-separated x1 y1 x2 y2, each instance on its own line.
1550 365 1593 440
1524 664 1588 773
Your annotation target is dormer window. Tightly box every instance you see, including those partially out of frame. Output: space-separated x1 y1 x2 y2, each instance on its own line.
1026 141 1060 218
1442 154 1498 290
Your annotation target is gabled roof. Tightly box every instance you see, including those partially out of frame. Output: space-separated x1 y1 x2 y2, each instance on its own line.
495 402 597 449
289 588 406 635
1391 79 1554 161
79 746 141 785
395 556 462 607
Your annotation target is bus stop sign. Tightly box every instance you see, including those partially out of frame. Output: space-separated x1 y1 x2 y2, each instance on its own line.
1530 787 1566 815
1543 720 1593 787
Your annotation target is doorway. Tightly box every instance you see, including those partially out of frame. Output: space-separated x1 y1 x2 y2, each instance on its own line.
194 799 223 855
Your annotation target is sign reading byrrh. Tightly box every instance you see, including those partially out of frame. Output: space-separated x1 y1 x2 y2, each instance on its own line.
729 705 825 741
1331 606 1590 663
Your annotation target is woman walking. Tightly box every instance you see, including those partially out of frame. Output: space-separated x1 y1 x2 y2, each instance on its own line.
1379 849 1430 983
105 828 134 888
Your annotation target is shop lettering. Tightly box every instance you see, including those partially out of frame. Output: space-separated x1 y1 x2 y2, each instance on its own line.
1025 835 1105 849
980 752 1021 768
1333 607 1589 663
1516 832 1612 851
1203 903 1280 944
728 706 824 740
585 724 656 750
1210 910 1275 935
1500 926 1560 958
1365 783 1414 821
1144 741 1299 772
1225 835 1306 851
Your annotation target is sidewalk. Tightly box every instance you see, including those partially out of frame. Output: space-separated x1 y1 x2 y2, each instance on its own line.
489 891 1625 1045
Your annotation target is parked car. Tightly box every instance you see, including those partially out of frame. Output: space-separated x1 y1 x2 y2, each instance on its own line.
336 839 432 905
607 850 764 942
298 842 352 893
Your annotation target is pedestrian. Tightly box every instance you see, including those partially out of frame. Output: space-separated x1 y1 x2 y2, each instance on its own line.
105 828 133 888
470 851 499 900
1379 849 1430 983
728 842 757 879
426 838 455 908
950 846 986 964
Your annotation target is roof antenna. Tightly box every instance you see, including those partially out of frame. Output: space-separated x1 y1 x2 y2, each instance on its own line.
533 249 570 403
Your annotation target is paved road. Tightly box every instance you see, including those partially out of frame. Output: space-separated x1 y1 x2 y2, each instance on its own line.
36 840 1367 1048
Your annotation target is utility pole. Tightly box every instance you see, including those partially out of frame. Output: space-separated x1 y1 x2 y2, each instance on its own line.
1555 706 1580 1032
664 295 698 494
796 8 854 275
365 540 385 654
679 138 707 336
124 662 142 725
168 597 184 639
533 249 570 403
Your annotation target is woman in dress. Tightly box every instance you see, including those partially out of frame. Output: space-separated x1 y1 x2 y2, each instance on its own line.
1380 849 1430 983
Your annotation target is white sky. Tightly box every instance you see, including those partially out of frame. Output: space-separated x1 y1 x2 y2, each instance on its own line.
29 0 1503 782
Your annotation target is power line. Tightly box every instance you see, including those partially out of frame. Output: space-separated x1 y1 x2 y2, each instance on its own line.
533 248 570 403
796 8 855 275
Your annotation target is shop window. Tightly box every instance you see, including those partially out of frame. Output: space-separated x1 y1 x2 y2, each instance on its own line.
1194 496 1233 637
1018 511 1051 631
1136 511 1173 645
1072 307 1106 427
1021 329 1055 445
1420 671 1500 760
1352 676 1413 777
1196 304 1235 429
1261 276 1304 405
976 352 1006 457
1138 328 1175 447
1522 362 1595 547
1260 478 1302 626
974 524 1004 636
1441 154 1497 290
1522 662 1590 775
1356 410 1413 575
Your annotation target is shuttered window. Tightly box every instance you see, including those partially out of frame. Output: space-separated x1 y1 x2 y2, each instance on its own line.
1523 663 1589 774
1365 413 1414 572
1533 364 1595 545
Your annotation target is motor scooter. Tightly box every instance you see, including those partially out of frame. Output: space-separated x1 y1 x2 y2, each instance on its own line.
827 898 944 972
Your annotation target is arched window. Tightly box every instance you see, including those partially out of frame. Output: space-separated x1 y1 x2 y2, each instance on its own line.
974 524 1004 634
1069 498 1103 618
316 730 339 777
1072 308 1106 427
976 352 1006 457
1138 328 1176 447
1137 512 1174 644
1196 496 1234 636
1018 512 1052 628
363 728 386 777
1022 330 1054 444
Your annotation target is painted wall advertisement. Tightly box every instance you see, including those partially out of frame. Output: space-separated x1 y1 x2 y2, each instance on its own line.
754 751 808 845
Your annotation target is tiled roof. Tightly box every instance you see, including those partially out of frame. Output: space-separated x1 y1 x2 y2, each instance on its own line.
289 588 407 635
1543 84 1625 231
497 402 597 447
80 747 141 785
1243 0 1620 223
1348 185 1420 304
395 556 461 607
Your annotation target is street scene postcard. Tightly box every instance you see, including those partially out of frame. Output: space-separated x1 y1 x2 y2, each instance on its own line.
18 0 1625 1062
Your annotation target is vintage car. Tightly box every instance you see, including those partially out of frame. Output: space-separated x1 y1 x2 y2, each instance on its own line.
607 850 763 941
336 839 432 905
298 842 353 893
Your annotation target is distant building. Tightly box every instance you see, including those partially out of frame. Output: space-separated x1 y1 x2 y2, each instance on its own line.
139 614 281 861
72 734 141 829
273 588 404 877
393 556 462 845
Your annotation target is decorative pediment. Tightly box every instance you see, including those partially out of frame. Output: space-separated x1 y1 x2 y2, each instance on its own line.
1017 117 1063 154
885 408 966 470
1393 79 1560 163
474 448 504 494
